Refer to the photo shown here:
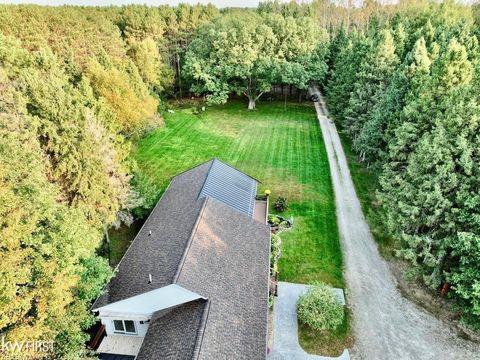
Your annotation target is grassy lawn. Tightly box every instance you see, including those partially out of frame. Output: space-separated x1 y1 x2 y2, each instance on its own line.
299 309 353 356
134 100 343 287
130 99 349 355
108 219 144 265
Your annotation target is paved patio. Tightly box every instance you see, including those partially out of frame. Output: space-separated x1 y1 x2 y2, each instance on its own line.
269 282 349 360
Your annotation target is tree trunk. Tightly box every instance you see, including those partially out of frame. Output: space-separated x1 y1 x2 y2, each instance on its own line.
248 98 256 110
177 52 182 99
104 224 111 265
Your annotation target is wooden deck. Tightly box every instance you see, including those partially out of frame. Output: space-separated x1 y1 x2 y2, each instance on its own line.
96 335 144 356
254 199 268 224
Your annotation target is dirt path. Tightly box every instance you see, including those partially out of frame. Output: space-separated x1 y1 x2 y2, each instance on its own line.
312 89 479 360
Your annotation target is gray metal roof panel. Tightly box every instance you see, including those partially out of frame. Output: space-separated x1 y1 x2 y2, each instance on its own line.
198 159 257 217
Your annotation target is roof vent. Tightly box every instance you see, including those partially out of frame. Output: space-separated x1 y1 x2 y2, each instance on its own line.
148 274 152 284
148 230 152 236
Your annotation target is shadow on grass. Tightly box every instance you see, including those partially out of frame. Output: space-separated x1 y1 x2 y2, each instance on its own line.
108 219 145 266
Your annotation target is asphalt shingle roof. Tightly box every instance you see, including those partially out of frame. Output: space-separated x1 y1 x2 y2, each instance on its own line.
92 159 270 360
136 299 209 360
92 161 212 309
176 197 270 360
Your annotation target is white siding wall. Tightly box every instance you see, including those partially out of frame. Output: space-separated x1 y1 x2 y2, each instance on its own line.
101 318 150 337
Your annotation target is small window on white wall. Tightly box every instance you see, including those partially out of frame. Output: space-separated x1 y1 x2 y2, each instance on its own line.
113 320 137 335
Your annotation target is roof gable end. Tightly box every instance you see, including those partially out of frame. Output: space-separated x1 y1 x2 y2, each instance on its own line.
93 284 204 320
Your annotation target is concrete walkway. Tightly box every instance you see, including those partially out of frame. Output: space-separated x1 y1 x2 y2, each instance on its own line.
269 282 350 360
312 87 480 360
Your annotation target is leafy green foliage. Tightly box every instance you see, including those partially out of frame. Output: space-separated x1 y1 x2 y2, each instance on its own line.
297 282 345 331
274 196 289 212
327 2 480 328
0 93 113 358
184 12 327 109
271 233 282 277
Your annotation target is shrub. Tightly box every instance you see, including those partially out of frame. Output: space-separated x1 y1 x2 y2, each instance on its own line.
270 234 282 272
268 214 281 225
297 282 344 331
274 196 288 212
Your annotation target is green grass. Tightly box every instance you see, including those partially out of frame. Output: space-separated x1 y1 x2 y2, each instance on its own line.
299 310 353 356
134 100 343 287
108 220 144 265
339 133 394 257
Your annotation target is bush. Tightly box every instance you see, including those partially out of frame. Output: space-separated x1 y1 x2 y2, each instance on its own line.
268 214 281 225
131 173 161 219
274 196 288 212
270 233 282 274
297 282 344 331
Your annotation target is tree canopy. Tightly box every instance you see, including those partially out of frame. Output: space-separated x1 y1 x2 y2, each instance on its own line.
184 12 328 109
0 3 219 357
1 1 480 357
326 1 480 329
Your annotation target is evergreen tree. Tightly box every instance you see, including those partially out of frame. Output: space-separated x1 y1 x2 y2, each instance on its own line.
326 2 480 328
355 36 432 164
343 28 399 147
326 31 369 125
378 38 480 326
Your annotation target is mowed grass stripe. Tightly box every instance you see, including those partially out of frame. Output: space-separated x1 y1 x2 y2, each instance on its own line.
135 101 343 287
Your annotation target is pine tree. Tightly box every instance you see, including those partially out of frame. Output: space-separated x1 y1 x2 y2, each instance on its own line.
378 38 479 322
344 28 399 148
355 36 432 164
326 31 369 125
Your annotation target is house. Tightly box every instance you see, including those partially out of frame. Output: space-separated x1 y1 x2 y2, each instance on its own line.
91 159 271 360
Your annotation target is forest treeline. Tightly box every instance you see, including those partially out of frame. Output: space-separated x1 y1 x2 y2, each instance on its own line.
326 1 480 330
0 4 218 358
0 0 479 358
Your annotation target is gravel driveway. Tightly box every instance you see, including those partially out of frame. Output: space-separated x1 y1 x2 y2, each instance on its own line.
312 88 480 360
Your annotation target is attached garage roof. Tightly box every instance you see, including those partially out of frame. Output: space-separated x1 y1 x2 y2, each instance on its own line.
198 159 257 218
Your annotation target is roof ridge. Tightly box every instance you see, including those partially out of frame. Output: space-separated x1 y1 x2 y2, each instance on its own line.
172 197 209 284
192 299 211 360
196 159 216 201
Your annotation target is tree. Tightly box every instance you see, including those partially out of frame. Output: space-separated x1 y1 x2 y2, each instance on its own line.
184 12 324 109
86 56 159 135
378 38 480 327
354 36 431 164
184 13 278 109
266 14 328 101
326 2 480 329
0 101 114 358
127 37 174 92
326 31 369 124
0 34 120 357
344 28 399 146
